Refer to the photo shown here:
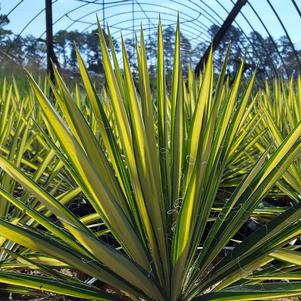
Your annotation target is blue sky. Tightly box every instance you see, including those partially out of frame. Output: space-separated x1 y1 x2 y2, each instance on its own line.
2 0 301 49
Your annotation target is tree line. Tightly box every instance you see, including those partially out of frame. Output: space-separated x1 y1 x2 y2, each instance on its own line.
1 10 300 79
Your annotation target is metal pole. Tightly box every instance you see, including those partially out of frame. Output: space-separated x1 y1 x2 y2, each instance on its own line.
103 0 105 31
132 0 135 68
194 0 247 76
45 0 55 82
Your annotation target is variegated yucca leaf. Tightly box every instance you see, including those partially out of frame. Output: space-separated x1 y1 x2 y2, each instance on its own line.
0 18 301 301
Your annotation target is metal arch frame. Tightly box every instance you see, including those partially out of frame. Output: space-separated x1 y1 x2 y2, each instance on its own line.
3 0 301 79
63 15 208 47
60 1 211 32
36 10 209 67
5 0 257 74
111 22 207 66
108 1 257 69
3 0 254 65
105 20 207 45
83 16 207 40
70 16 209 53
40 16 208 67
53 2 213 67
74 16 207 42
61 5 211 38
51 0 256 69
95 0 301 77
63 10 210 44
74 18 208 68
37 1 211 61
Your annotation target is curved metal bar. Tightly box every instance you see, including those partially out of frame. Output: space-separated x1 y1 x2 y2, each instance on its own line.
6 0 25 17
266 0 301 71
134 0 156 28
6 0 223 67
291 0 301 19
229 0 278 77
188 0 222 25
246 0 289 77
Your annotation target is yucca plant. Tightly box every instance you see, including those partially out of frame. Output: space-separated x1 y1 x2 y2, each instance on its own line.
253 78 301 203
1 18 301 301
0 78 79 300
